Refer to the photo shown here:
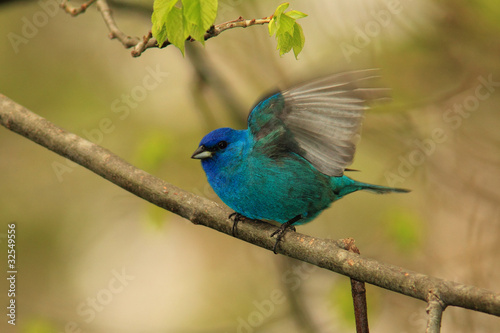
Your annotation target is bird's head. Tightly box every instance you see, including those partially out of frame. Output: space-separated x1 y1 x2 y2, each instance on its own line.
191 128 248 169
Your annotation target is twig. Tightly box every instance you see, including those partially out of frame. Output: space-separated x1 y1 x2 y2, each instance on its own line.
202 16 273 40
131 30 153 57
64 0 272 57
130 16 272 57
95 0 140 47
426 292 446 333
60 0 97 16
342 238 369 333
1 94 500 319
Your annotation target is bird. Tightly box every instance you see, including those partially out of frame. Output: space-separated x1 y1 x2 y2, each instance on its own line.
191 69 409 253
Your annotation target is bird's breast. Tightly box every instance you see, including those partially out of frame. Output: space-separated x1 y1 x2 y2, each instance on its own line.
205 153 336 223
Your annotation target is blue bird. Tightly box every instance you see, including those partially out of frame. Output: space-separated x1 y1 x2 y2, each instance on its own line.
192 69 409 253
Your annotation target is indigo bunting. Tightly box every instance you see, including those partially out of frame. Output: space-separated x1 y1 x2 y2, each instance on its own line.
192 69 409 253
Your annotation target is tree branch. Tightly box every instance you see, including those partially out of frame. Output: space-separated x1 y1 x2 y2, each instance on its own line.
1 94 500 319
343 238 370 333
60 0 97 16
64 0 272 57
425 292 445 333
95 0 141 48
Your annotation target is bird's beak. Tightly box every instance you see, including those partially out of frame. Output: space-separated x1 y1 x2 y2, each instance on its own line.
191 145 212 159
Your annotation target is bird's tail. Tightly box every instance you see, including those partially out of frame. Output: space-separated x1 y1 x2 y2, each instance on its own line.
357 182 410 194
332 176 410 198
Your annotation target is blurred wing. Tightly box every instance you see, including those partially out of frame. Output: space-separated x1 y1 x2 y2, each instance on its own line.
248 69 389 176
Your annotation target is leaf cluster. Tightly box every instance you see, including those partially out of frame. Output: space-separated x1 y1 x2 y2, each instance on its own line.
268 3 307 58
152 0 218 54
151 1 307 58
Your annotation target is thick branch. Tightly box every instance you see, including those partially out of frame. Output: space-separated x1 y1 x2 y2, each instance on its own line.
1 94 499 318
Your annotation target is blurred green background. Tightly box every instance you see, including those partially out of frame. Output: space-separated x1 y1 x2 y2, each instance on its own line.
1 0 499 332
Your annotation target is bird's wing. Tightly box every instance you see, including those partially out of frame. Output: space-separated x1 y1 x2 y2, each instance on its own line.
247 69 389 177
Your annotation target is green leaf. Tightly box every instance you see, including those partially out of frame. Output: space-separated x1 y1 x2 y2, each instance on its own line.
278 14 295 36
277 31 293 56
273 2 289 18
292 23 305 59
152 0 218 53
152 0 180 46
285 10 307 20
166 6 188 54
153 0 179 21
268 16 277 36
182 0 218 44
271 2 289 34
153 23 168 46
268 2 307 58
187 24 206 44
182 0 217 30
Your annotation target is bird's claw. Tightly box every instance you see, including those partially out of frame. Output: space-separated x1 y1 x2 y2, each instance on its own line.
270 224 296 254
270 215 301 254
228 212 245 236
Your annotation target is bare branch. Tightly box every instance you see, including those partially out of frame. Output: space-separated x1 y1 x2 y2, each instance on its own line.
342 239 369 333
63 0 272 57
129 16 273 57
204 16 273 39
60 0 97 16
1 94 500 320
426 292 445 333
95 0 140 48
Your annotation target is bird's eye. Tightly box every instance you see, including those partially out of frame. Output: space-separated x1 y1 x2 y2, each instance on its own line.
217 141 228 149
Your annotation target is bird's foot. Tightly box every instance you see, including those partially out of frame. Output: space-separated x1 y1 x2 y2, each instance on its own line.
270 215 302 254
228 212 245 236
